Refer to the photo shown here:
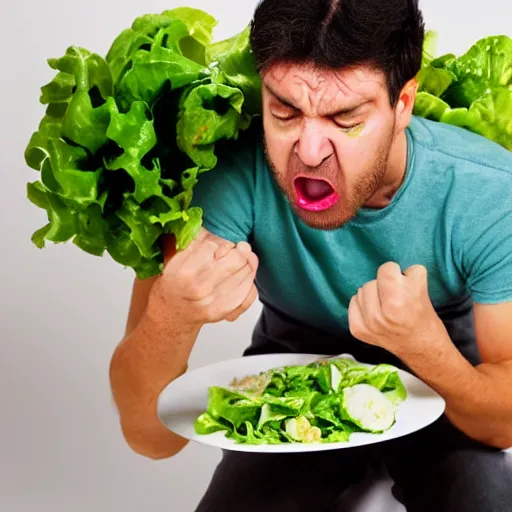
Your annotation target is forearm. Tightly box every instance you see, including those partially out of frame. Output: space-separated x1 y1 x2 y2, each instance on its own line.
109 294 200 458
396 336 512 449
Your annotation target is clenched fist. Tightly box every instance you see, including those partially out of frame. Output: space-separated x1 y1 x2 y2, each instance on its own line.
151 228 259 326
348 262 446 357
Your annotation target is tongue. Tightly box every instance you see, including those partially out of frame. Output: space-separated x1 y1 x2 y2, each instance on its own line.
303 179 333 200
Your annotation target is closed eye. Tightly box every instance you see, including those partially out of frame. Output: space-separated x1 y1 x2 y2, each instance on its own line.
272 111 299 122
335 121 364 133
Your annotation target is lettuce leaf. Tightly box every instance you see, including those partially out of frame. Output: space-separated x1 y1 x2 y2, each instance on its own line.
421 30 439 68
106 8 216 107
441 87 512 150
442 35 512 108
205 25 262 116
416 66 455 98
413 91 451 121
112 19 207 109
176 83 247 169
414 34 512 153
194 412 229 435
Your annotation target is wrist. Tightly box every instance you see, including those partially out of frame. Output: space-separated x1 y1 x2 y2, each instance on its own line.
110 291 201 416
393 316 449 362
145 278 203 336
394 329 476 402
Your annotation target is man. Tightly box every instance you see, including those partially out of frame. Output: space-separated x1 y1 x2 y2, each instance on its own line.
109 0 512 510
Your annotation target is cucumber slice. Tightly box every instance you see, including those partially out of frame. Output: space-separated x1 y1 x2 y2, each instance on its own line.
285 416 322 443
341 384 396 433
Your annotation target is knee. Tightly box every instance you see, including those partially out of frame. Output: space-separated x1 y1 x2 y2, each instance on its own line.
437 449 512 510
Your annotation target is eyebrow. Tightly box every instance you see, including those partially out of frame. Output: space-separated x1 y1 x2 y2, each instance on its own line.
264 83 369 117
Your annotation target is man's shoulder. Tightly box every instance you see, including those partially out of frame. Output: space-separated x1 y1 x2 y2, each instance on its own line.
409 116 512 179
192 118 266 201
408 117 512 242
214 117 266 174
189 118 268 244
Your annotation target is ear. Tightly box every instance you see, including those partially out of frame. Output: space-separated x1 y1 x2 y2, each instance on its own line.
394 78 419 132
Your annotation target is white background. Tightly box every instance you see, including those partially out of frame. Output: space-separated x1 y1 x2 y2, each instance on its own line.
1 1 509 511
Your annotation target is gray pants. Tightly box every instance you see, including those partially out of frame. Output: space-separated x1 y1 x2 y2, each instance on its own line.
195 301 512 511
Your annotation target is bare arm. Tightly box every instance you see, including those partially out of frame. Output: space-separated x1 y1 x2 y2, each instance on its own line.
109 277 198 459
387 301 512 449
109 231 258 459
404 301 512 449
349 263 512 450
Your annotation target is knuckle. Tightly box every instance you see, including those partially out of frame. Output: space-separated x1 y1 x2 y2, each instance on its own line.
224 250 249 272
236 241 251 252
378 262 400 280
203 240 220 253
214 241 235 259
178 272 210 300
410 264 428 282
187 282 207 300
382 298 405 320
232 246 249 263
176 266 196 286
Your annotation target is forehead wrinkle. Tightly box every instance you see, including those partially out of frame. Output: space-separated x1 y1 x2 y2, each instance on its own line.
298 75 365 117
266 64 384 116
289 71 329 112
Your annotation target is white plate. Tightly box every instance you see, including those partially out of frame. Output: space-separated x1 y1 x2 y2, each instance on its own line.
157 353 446 453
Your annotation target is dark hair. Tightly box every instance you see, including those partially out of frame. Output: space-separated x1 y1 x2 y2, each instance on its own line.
249 0 425 105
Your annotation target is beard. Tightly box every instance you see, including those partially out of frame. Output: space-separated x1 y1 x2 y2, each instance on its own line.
263 133 394 231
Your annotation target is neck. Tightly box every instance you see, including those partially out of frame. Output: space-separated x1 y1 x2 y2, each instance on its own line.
364 130 408 209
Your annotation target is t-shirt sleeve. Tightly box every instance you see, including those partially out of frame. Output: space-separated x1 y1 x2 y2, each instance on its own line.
459 169 512 304
189 135 257 244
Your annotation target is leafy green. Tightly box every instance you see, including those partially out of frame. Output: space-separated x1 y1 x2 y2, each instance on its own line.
194 357 407 445
414 34 512 151
416 66 455 98
441 87 512 150
176 83 247 169
205 25 262 116
413 92 451 121
105 7 217 106
25 9 260 278
194 412 228 435
421 30 439 68
442 36 512 108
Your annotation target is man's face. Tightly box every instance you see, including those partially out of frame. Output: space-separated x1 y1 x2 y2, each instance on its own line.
261 62 412 230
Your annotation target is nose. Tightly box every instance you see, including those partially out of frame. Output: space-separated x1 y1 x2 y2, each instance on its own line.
295 119 333 168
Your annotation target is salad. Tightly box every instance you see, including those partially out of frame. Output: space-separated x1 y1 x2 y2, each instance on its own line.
194 357 407 445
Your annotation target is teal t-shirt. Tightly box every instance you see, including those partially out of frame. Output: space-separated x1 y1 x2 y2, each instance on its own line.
191 116 512 336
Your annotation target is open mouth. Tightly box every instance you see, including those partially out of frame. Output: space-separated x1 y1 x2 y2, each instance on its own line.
294 177 340 212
